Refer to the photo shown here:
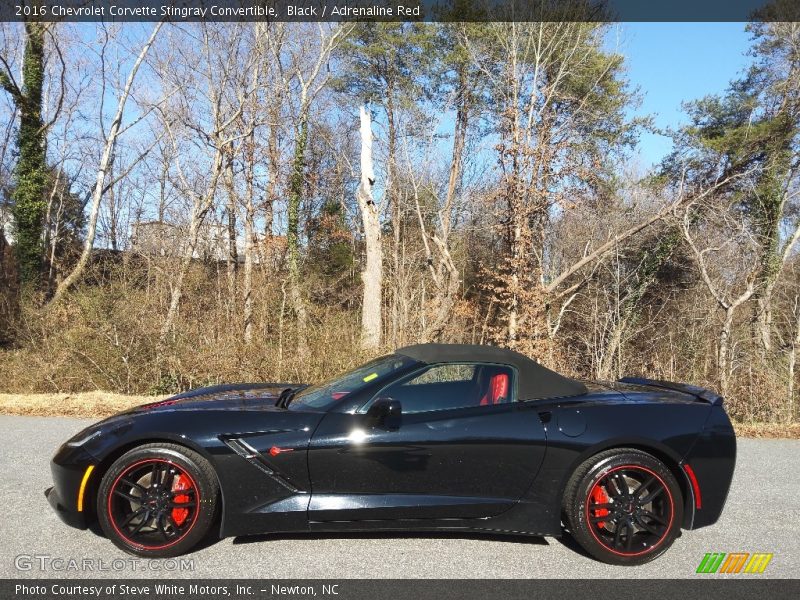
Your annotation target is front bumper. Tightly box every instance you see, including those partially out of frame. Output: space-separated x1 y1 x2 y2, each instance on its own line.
45 485 89 529
46 444 98 530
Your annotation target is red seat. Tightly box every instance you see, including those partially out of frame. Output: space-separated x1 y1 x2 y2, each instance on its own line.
479 373 509 406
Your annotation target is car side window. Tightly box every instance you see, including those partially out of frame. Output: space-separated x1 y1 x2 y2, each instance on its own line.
405 364 475 385
367 363 515 414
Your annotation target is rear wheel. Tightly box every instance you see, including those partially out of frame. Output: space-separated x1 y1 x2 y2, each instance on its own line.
563 448 683 565
97 443 218 557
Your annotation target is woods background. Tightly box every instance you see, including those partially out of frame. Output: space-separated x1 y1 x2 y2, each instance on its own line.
1 14 799 424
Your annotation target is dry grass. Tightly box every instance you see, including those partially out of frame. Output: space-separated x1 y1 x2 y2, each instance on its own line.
733 422 800 439
1 392 798 439
0 392 165 418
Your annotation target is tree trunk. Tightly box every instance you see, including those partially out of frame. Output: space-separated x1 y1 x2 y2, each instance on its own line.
718 308 735 398
412 194 460 344
755 295 774 354
503 72 523 347
386 95 400 347
242 132 256 344
46 186 64 291
2 21 47 287
421 239 459 343
158 158 169 222
226 166 238 271
443 62 469 240
597 319 625 381
357 105 382 350
243 209 254 344
508 213 523 345
160 147 224 342
788 299 800 423
42 168 63 293
265 115 279 241
752 197 782 355
415 61 470 343
287 113 309 360
223 159 238 313
261 114 279 272
107 164 119 252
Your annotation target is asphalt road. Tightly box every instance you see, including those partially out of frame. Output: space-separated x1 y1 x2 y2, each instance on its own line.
1 415 797 579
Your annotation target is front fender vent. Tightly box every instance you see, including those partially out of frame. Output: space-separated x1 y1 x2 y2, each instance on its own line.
221 437 302 493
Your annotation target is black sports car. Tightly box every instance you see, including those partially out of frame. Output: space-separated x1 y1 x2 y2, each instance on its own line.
46 344 736 565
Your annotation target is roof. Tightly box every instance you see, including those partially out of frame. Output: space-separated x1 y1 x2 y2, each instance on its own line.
395 343 587 401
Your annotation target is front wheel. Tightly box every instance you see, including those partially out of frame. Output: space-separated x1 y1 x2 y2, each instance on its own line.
563 448 683 565
97 443 219 557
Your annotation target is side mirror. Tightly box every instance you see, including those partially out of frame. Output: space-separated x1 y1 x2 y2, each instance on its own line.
366 398 402 430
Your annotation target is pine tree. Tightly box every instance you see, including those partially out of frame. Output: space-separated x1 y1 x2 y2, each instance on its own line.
667 19 800 354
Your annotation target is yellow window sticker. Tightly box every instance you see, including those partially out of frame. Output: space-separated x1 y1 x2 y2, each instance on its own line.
363 373 378 382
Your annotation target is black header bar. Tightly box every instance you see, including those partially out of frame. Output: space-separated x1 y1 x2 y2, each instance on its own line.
1 0 796 23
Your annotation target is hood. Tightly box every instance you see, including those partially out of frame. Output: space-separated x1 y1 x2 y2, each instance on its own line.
61 382 311 457
129 382 304 414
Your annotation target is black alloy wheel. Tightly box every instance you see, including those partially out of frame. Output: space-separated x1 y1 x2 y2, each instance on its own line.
563 448 683 565
97 443 218 557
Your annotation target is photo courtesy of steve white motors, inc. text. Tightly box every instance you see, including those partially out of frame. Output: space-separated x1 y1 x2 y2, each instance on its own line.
14 583 338 597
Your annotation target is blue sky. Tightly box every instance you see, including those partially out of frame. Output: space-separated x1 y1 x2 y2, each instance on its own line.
615 22 754 167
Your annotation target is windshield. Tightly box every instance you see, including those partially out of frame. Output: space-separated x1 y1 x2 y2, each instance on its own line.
288 354 417 411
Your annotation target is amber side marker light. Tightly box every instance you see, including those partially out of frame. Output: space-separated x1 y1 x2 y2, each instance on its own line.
77 465 95 512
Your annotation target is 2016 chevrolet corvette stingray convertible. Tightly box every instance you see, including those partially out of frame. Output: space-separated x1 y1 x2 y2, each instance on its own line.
46 344 736 565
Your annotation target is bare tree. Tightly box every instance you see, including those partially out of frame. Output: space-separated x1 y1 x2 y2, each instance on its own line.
51 22 163 303
155 23 260 341
681 199 759 396
275 23 352 358
785 293 800 422
397 109 462 343
356 105 382 349
239 22 275 344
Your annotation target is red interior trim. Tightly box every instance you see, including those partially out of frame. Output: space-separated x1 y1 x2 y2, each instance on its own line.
491 374 509 404
480 373 509 406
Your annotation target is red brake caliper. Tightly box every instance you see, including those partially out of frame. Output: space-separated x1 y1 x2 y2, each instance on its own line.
591 484 610 529
171 474 192 526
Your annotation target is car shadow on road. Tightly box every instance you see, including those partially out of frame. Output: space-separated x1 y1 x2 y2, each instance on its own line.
232 531 551 546
86 521 227 553
87 519 574 554
553 530 594 559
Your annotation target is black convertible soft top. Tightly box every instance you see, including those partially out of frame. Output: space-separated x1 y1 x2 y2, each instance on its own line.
396 343 587 401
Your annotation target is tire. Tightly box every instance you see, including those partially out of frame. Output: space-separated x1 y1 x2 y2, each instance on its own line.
97 443 219 558
563 448 683 565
